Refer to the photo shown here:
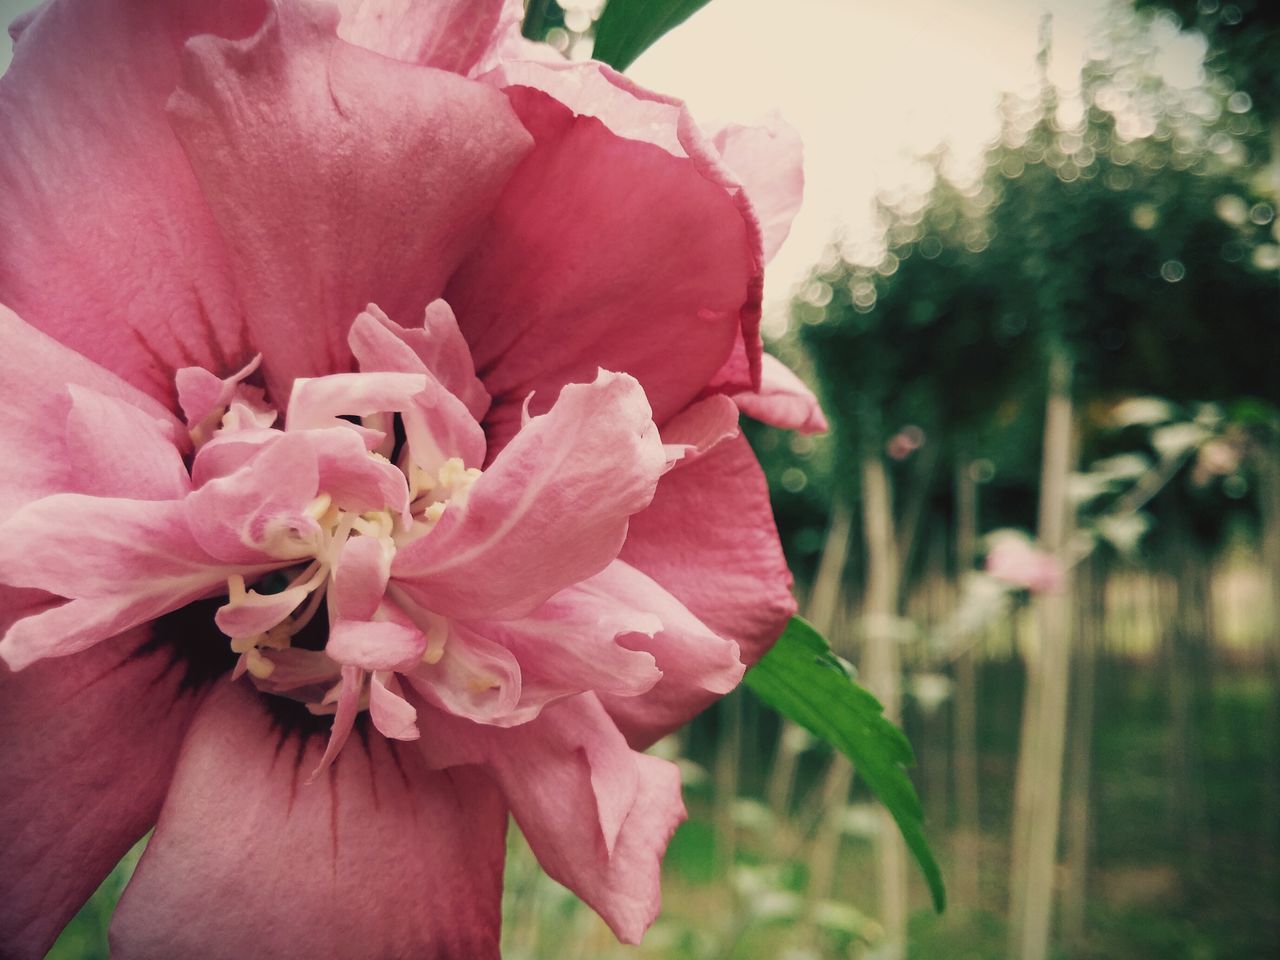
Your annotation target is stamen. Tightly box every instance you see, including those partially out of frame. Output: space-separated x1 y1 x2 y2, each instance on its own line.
245 648 276 679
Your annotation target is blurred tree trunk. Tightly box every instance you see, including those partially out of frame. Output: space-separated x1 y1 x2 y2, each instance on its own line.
922 530 951 830
1061 553 1102 948
1258 426 1280 893
1163 506 1211 884
713 691 742 877
861 446 909 958
951 458 982 913
1008 349 1076 960
806 438 907 958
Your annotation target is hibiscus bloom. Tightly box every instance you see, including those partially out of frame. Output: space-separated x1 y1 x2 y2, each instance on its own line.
985 535 1064 595
0 1 825 956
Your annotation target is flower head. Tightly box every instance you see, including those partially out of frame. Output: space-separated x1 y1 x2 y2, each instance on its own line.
0 1 823 956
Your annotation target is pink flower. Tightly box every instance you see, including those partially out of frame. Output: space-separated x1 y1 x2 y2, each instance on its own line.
0 1 825 957
985 537 1065 594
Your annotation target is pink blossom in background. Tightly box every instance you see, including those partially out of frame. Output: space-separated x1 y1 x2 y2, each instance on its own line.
886 424 925 461
0 1 825 957
985 537 1065 595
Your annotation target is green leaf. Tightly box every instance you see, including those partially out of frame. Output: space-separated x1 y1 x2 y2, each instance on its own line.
591 0 713 71
743 616 947 912
521 0 558 41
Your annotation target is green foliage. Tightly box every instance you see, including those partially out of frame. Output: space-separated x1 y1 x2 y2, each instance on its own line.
786 5 1278 534
1134 0 1280 121
591 0 713 71
743 617 947 912
520 0 565 42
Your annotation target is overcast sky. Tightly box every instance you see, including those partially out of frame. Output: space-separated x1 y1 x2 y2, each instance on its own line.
628 0 1123 323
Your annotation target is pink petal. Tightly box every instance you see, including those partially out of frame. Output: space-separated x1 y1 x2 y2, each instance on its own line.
369 671 420 740
214 580 312 640
392 371 665 620
0 0 261 401
0 497 242 669
330 535 393 623
110 682 506 960
731 353 828 435
422 694 685 943
306 428 412 520
406 621 522 724
185 433 322 565
711 116 804 263
0 305 185 520
622 434 795 672
285 371 426 435
64 386 191 500
167 1 533 404
0 625 202 960
335 0 523 76
447 61 763 449
174 355 264 437
661 393 741 468
580 561 745 748
308 664 364 782
464 575 665 721
348 302 490 422
347 306 489 473
249 647 340 695
189 427 279 488
327 619 425 672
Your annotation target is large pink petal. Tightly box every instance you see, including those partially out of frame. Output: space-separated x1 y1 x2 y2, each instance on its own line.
582 561 746 749
335 0 522 75
167 2 533 404
392 371 664 620
422 694 685 943
64 387 191 500
0 497 245 669
0 305 186 520
0 0 261 401
731 353 829 435
621 434 795 670
111 682 507 960
711 117 804 264
447 60 763 449
0 626 203 960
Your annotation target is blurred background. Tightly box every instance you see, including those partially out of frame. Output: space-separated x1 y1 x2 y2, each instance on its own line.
12 0 1277 957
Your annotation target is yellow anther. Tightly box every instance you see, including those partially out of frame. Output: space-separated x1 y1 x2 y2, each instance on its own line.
423 501 446 524
354 510 394 539
305 493 334 522
230 633 261 655
421 615 448 665
438 457 468 488
466 674 500 693
260 623 293 650
245 648 276 679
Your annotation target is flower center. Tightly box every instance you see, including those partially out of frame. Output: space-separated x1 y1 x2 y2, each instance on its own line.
218 454 480 686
